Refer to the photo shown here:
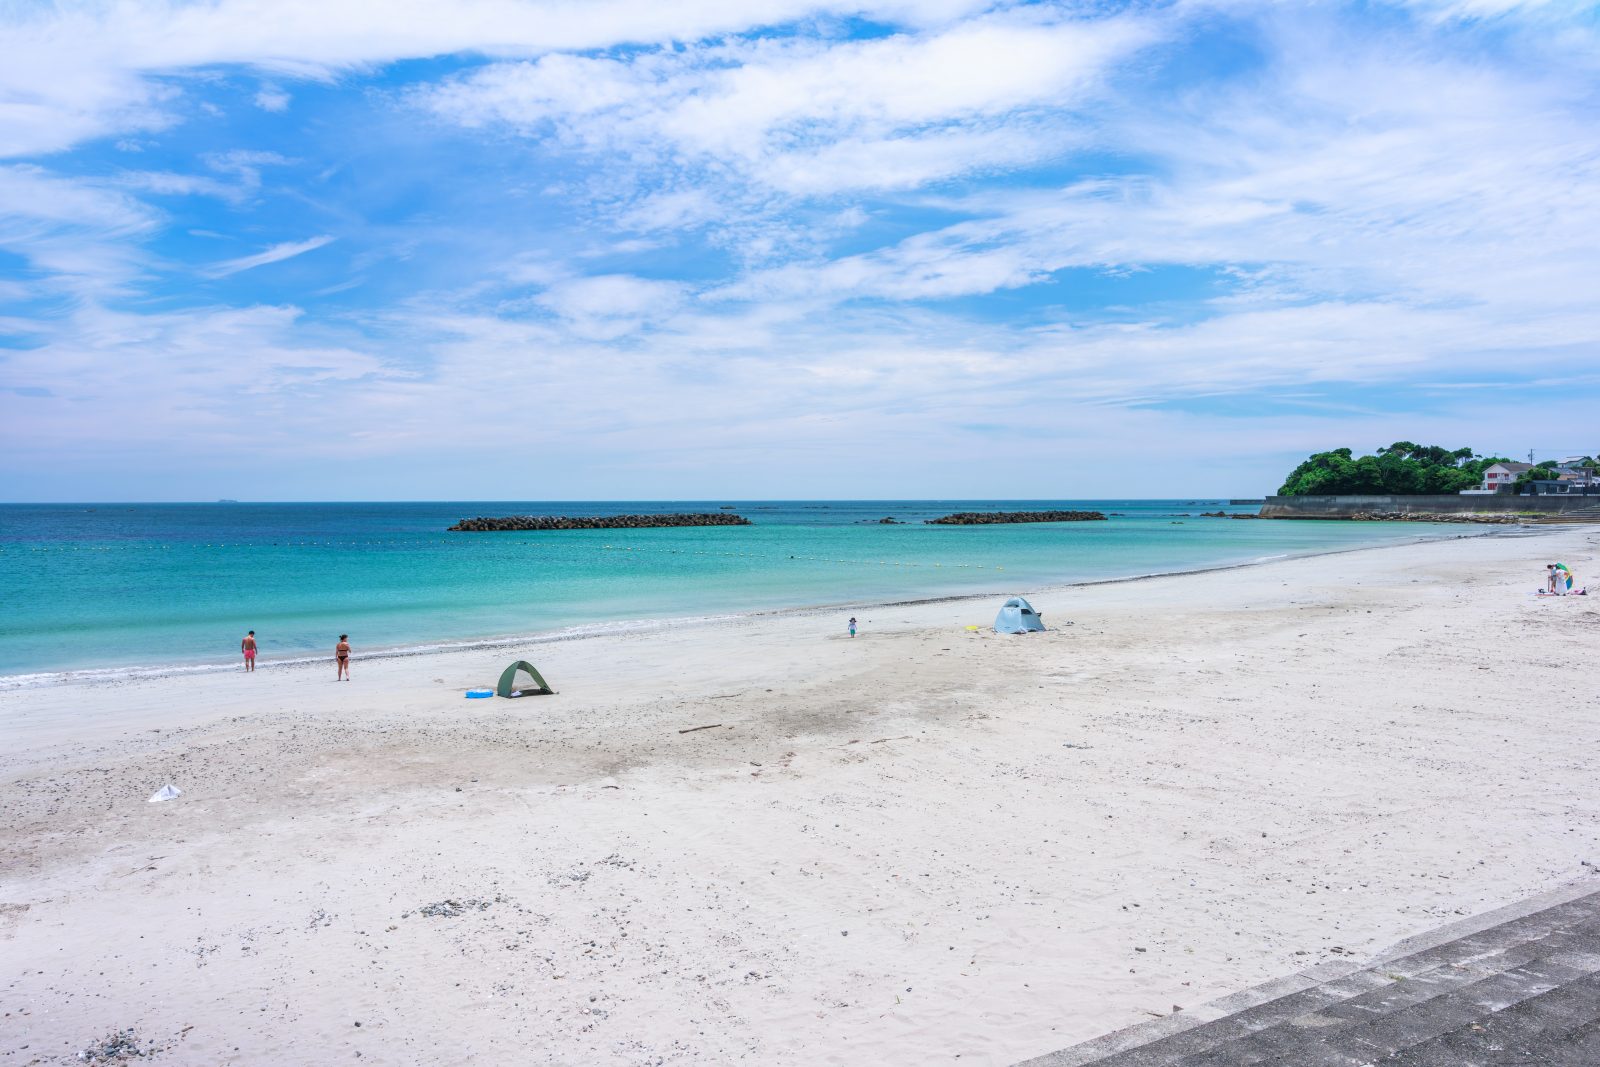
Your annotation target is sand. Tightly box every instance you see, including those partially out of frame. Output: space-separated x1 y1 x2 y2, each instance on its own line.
3 528 1599 1066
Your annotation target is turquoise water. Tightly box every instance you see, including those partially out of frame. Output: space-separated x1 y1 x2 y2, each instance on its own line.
0 500 1462 681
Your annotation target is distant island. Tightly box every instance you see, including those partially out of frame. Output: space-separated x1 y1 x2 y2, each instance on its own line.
924 510 1107 525
449 513 753 531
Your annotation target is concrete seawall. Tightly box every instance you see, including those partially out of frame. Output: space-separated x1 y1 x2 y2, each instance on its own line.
1259 494 1600 521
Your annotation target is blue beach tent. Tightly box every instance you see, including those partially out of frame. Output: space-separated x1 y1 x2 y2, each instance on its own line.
994 596 1045 633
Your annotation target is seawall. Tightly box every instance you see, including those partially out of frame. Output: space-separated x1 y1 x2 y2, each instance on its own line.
1260 494 1600 522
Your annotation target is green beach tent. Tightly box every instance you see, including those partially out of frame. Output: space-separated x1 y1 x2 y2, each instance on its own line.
496 660 555 697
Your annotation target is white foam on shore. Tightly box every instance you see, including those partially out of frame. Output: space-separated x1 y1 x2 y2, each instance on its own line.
0 524 1540 692
0 614 743 692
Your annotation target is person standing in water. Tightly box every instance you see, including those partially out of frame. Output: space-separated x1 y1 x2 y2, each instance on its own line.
241 630 257 672
336 635 351 680
848 616 857 638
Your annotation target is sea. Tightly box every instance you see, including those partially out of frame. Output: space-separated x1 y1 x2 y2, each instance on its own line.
0 500 1475 685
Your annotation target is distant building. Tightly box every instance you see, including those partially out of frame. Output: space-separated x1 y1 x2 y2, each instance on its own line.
1473 461 1533 493
1522 479 1600 496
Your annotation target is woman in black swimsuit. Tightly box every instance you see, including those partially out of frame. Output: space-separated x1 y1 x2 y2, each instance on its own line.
336 634 351 680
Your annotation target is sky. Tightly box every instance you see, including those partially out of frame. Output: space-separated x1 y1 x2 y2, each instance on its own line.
1 0 1597 501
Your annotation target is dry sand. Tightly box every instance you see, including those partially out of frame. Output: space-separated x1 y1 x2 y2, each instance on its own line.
3 528 1599 1066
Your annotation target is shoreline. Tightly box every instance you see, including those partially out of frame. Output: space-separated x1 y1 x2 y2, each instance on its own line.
3 525 1597 1065
0 523 1537 692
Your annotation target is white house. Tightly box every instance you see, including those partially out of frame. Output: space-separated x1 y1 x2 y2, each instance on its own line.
1475 461 1533 492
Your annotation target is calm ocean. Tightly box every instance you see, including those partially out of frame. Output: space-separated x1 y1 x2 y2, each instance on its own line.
0 500 1463 683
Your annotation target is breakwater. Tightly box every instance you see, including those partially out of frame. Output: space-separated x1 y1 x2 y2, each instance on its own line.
450 513 754 531
924 510 1107 525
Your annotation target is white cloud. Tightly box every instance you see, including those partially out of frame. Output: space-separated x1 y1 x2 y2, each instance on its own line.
1393 0 1567 20
254 85 291 112
111 150 294 207
532 274 687 339
0 165 158 298
114 170 243 201
203 235 337 278
1 304 397 471
421 9 1159 195
0 0 991 159
707 13 1600 327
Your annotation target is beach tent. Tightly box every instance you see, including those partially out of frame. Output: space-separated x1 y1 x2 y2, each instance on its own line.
496 660 555 697
994 596 1046 634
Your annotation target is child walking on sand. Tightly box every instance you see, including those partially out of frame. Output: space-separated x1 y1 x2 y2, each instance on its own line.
848 616 857 638
336 635 351 680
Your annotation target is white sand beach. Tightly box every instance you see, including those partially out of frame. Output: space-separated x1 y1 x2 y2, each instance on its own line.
3 528 1598 1066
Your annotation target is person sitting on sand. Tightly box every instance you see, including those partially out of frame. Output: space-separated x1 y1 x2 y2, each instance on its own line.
336 635 351 680
241 630 257 672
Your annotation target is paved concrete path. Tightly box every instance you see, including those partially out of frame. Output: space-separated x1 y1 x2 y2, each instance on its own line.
1018 882 1600 1066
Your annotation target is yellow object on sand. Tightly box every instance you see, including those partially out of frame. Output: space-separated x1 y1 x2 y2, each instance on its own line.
964 625 981 631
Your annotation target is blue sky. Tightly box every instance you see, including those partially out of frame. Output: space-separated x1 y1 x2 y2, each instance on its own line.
1 0 1597 500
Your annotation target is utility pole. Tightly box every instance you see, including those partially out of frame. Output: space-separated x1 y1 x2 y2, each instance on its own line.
1528 449 1535 464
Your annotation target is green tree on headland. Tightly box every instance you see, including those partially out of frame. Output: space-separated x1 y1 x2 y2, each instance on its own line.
1277 443 1510 496
1514 466 1560 488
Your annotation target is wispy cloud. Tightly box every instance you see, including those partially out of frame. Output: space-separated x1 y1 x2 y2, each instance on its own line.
203 236 336 278
254 85 291 112
0 0 988 159
420 8 1159 196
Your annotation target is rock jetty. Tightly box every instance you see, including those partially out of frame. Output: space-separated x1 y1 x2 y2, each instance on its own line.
924 510 1107 525
1344 511 1522 524
449 513 753 531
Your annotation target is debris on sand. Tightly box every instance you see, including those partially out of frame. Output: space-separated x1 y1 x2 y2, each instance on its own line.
79 1029 157 1061
415 896 501 918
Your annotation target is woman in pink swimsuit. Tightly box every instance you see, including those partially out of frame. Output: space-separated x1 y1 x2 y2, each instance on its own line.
242 630 257 672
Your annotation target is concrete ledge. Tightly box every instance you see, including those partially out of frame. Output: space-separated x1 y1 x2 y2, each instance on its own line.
1013 878 1600 1067
1259 494 1600 520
